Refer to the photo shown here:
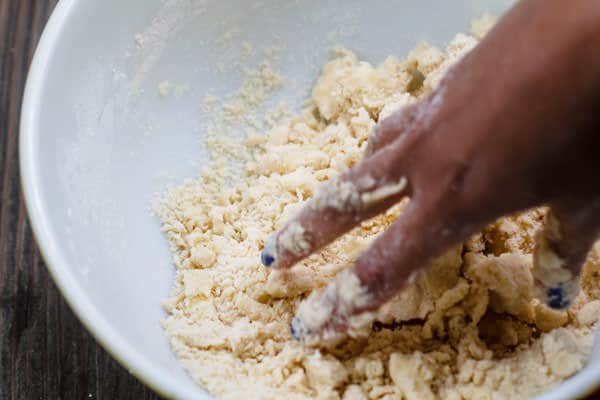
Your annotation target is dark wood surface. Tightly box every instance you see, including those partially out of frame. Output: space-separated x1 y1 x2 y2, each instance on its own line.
0 1 160 399
0 1 598 400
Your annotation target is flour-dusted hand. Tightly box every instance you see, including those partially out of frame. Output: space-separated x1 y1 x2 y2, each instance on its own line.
262 0 600 344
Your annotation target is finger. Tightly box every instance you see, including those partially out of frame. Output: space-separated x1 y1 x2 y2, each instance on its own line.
290 196 477 345
261 85 449 270
365 83 448 157
364 103 417 157
261 137 413 270
533 196 600 309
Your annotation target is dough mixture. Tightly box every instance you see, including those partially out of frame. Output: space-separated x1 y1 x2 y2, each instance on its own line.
155 19 600 400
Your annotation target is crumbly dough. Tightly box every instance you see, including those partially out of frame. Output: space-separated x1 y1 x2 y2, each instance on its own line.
156 20 599 400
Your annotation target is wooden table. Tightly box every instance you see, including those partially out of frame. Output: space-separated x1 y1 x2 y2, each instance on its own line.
0 1 598 399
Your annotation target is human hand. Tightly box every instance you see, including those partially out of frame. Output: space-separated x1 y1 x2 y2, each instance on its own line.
261 0 600 345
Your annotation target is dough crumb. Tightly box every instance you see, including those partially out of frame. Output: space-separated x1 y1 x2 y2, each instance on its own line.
156 17 598 400
158 80 173 97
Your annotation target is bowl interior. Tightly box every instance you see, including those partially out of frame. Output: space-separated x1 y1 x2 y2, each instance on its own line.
21 0 598 399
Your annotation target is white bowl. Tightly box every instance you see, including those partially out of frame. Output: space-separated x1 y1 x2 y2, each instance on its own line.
20 0 600 399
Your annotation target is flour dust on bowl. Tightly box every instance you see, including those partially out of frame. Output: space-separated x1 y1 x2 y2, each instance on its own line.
19 0 600 399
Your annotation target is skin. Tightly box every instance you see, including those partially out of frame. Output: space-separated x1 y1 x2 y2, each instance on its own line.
262 0 600 342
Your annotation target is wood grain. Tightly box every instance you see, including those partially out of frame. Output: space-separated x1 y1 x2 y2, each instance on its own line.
0 1 159 399
0 1 599 400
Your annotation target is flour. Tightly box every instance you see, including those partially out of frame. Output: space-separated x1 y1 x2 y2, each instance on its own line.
308 175 408 215
310 177 362 213
292 269 374 346
156 17 599 400
278 222 312 257
202 61 286 169
360 177 408 208
130 0 206 94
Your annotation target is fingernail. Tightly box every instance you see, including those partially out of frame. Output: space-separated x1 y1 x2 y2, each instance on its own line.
290 316 308 341
261 236 276 267
546 286 569 309
261 250 275 267
545 280 580 310
290 317 299 340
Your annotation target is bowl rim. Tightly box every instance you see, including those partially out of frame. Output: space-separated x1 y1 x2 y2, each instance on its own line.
19 1 600 400
19 1 201 399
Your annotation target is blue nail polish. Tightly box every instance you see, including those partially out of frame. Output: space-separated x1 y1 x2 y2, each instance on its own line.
547 286 569 309
261 251 275 267
261 236 277 267
290 320 298 340
290 316 306 341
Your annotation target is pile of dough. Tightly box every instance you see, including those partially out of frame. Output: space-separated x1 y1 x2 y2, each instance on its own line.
155 19 600 400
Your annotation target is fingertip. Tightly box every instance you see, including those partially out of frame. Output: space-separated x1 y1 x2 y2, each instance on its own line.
290 317 301 341
261 251 275 267
546 286 569 309
261 235 277 268
545 279 580 310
